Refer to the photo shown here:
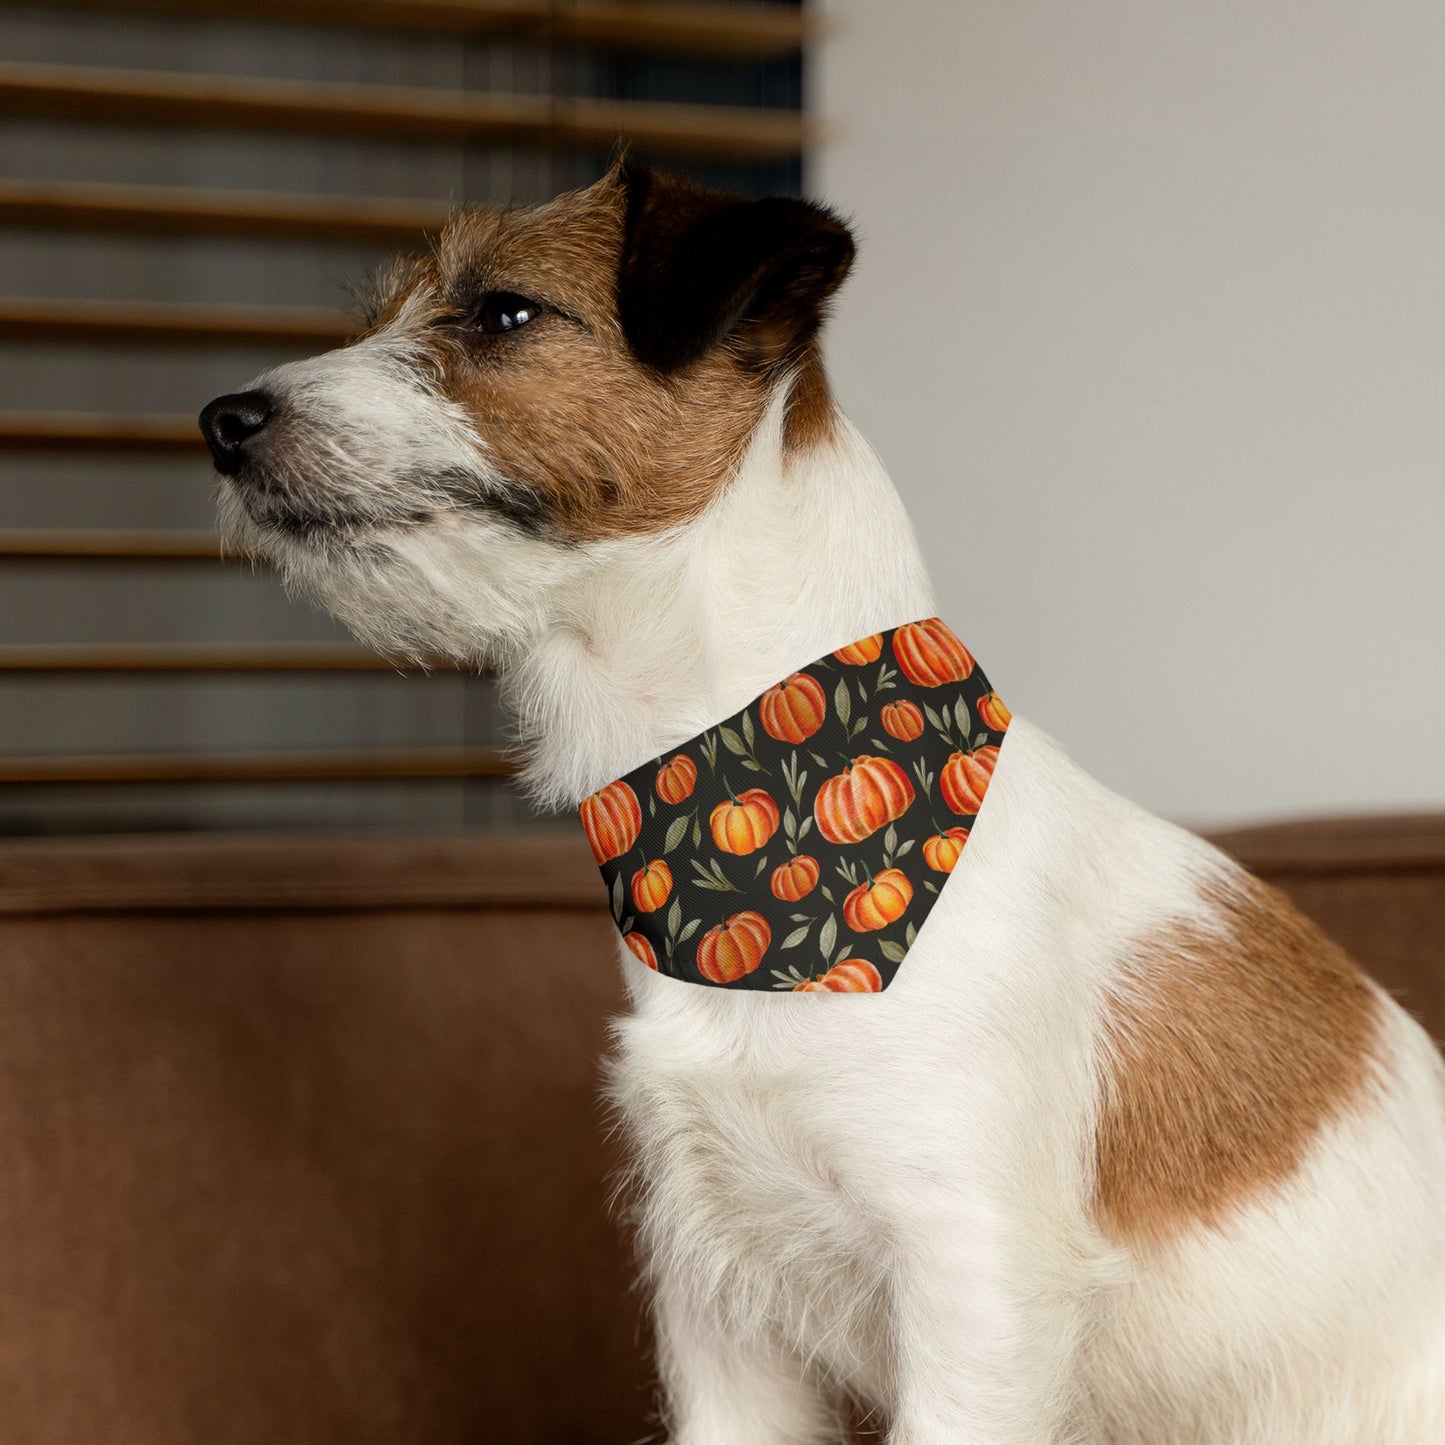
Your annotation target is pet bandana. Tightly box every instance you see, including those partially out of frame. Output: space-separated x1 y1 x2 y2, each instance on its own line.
579 618 1009 993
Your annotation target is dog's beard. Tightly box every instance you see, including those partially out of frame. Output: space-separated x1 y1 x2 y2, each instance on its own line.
216 444 533 543
220 452 430 541
216 464 582 669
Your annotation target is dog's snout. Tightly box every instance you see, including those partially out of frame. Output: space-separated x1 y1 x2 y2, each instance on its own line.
199 390 274 475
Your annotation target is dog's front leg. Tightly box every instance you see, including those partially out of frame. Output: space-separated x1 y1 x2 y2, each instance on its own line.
884 1195 1092 1445
653 1275 841 1445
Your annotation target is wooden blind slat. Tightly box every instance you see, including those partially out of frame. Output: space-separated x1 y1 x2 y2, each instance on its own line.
0 643 422 673
0 16 806 813
0 529 221 561
30 0 810 59
0 297 353 348
0 413 204 452
0 180 448 245
0 745 513 784
0 62 813 161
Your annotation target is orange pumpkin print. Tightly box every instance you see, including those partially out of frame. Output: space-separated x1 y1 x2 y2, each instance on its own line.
892 617 976 688
655 753 697 804
631 859 673 913
622 932 658 970
842 869 914 932
770 854 820 902
585 621 1009 993
709 789 780 855
758 672 827 744
940 745 1001 815
923 827 970 872
880 699 925 742
814 755 915 845
976 691 1011 731
696 911 772 984
832 633 883 666
794 959 883 993
579 779 642 864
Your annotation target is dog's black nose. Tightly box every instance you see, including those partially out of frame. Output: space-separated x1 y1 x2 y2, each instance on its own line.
199 390 273 475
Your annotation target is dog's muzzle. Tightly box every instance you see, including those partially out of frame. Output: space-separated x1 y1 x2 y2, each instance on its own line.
199 390 274 477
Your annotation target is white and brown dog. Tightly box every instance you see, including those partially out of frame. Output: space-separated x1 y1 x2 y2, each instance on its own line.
200 163 1445 1444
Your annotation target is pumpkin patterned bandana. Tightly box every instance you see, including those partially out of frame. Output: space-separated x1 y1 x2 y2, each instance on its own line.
579 619 1010 993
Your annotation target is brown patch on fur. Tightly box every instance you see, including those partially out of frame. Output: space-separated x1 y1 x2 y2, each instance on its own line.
357 253 436 334
363 179 769 540
1093 872 1382 1247
782 344 840 456
364 170 846 540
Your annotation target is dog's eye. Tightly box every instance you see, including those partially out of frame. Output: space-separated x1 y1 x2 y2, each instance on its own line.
471 291 544 335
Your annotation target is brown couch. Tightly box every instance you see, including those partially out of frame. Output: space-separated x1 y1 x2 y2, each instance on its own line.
0 816 1440 1443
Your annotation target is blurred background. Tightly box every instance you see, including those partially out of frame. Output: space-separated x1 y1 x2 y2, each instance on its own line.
1 0 1441 839
0 0 801 837
0 3 1441 1443
817 0 1445 828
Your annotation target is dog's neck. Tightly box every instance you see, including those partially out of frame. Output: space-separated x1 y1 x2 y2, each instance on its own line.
504 392 936 810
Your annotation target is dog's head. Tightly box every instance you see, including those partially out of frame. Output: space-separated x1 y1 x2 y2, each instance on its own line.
200 163 854 661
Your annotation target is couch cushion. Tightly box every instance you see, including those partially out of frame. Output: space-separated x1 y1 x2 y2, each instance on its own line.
0 816 1440 1442
0 830 649 1445
1214 813 1445 1043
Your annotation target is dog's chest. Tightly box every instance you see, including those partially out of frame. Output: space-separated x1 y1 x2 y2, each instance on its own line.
611 1003 897 1383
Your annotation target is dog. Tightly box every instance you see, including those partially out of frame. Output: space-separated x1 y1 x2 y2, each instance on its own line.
200 162 1445 1443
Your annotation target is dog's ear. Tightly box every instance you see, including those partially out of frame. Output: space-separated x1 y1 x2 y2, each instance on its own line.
616 162 855 374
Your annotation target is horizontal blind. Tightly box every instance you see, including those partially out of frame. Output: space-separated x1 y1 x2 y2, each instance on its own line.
0 0 808 834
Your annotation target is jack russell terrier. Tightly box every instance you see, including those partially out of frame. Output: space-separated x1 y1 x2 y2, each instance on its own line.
200 162 1445 1444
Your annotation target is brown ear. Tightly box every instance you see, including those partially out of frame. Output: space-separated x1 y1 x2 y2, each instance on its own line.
616 163 855 374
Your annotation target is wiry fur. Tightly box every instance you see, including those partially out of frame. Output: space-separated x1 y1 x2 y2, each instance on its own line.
207 170 1445 1443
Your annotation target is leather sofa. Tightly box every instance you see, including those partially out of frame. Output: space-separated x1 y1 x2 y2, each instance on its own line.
0 816 1439 1442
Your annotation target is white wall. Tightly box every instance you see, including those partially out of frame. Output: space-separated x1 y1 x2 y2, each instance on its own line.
812 0 1445 827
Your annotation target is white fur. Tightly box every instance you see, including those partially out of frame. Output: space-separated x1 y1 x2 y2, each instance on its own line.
220 349 1445 1443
